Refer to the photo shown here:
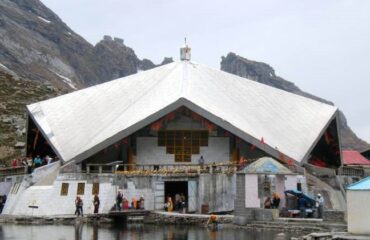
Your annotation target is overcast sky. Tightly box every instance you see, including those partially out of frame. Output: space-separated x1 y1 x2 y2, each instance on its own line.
41 0 370 144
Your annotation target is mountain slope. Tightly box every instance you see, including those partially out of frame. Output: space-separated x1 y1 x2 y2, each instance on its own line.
0 0 171 89
221 52 369 151
0 69 65 164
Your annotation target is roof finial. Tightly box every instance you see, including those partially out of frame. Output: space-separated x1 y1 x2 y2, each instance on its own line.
180 38 191 61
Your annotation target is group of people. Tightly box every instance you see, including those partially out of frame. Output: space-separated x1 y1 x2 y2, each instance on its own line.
115 191 145 211
263 192 325 218
263 193 281 209
11 155 55 173
164 193 186 213
74 194 100 216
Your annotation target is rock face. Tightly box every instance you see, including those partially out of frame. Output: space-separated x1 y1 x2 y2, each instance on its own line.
221 53 369 151
0 0 169 89
0 69 65 164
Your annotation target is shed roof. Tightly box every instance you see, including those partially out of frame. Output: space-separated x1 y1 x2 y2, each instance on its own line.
342 150 370 165
239 157 294 175
27 61 337 163
347 177 370 190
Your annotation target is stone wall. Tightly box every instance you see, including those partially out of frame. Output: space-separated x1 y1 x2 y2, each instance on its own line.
234 174 255 223
145 212 233 225
198 174 235 213
323 210 345 222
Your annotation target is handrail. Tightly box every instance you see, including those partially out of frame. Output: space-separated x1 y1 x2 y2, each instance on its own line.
337 166 364 177
0 166 27 177
85 162 239 175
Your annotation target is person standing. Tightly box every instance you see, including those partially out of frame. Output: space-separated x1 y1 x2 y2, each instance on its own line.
272 193 281 209
132 197 137 209
139 195 145 210
33 155 42 168
75 196 83 216
180 193 186 213
298 195 306 218
116 191 123 211
264 197 272 209
93 195 100 214
122 197 129 210
316 193 324 218
45 155 53 165
198 156 205 169
167 197 173 212
175 193 181 211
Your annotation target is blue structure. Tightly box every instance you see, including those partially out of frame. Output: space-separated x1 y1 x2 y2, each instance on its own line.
347 176 370 190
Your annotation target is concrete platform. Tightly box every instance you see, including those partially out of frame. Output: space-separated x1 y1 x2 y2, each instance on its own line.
109 209 150 217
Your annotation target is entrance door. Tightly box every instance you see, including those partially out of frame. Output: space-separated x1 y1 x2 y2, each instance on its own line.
187 180 197 212
154 181 164 210
164 181 188 211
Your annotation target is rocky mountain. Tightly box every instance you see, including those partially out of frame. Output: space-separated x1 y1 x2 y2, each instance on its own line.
0 0 171 89
221 53 370 151
0 0 367 162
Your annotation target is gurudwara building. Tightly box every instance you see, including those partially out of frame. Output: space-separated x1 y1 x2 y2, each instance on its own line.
2 45 342 216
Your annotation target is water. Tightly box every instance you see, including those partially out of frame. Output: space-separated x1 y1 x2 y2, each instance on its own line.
0 223 297 240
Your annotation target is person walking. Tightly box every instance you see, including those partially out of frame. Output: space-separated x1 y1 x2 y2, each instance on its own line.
316 193 325 218
93 195 100 214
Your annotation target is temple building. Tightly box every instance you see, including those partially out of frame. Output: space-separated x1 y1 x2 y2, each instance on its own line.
3 45 342 216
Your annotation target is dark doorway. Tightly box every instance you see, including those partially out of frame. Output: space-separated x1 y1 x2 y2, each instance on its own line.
164 181 188 210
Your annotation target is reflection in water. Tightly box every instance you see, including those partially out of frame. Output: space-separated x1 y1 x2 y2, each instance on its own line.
0 223 297 240
74 222 83 240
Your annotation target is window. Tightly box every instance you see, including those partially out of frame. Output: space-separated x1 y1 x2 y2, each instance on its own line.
92 183 99 195
77 182 85 195
60 183 69 196
158 130 208 162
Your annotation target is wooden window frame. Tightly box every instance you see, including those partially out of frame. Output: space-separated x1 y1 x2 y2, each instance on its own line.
92 183 99 195
77 182 85 195
60 183 69 196
158 130 209 162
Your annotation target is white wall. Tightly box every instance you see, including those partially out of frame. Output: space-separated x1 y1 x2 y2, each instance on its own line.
3 179 117 216
347 190 370 234
285 175 298 191
245 174 259 208
136 137 229 164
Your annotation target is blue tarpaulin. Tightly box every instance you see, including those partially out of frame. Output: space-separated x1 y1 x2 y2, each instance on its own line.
284 190 316 206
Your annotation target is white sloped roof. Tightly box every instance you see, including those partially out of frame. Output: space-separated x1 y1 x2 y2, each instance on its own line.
27 61 338 163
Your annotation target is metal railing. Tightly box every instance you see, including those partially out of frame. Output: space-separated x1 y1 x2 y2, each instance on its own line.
337 166 364 177
0 166 27 177
86 162 238 176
